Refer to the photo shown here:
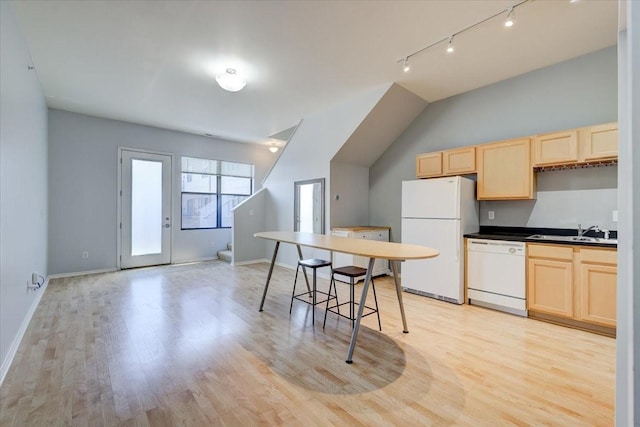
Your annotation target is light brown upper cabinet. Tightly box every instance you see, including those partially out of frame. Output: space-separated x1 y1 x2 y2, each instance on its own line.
532 130 579 166
477 138 535 200
532 122 618 167
416 152 442 178
443 146 476 176
579 122 618 162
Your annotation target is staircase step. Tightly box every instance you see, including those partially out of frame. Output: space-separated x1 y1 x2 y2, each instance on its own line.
218 250 232 263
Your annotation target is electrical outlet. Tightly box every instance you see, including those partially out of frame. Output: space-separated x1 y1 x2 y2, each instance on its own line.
612 210 618 223
488 211 495 220
82 251 89 259
32 273 39 285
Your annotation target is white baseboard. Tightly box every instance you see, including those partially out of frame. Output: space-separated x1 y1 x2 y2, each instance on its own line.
171 256 218 265
0 276 50 386
232 258 269 266
47 268 117 279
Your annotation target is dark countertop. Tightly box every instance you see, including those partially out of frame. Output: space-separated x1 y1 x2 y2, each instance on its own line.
464 226 618 248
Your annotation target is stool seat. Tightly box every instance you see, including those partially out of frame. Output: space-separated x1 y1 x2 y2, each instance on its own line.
332 266 367 277
299 258 333 269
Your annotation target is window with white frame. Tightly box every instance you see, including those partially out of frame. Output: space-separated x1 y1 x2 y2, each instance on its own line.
181 156 254 229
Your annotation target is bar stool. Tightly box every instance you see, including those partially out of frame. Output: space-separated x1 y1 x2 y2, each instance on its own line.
289 258 335 326
323 266 381 331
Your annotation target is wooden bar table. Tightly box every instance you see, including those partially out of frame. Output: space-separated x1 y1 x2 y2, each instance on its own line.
254 231 439 363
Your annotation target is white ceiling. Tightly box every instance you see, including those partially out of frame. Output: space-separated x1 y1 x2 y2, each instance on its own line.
12 1 618 147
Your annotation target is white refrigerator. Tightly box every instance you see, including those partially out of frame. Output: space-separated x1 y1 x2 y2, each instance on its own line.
401 176 479 304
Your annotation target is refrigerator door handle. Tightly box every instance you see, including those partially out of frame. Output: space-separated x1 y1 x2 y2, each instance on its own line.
455 226 460 263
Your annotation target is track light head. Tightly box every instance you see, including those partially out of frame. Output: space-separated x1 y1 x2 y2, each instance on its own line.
403 57 411 73
504 7 515 27
446 36 455 53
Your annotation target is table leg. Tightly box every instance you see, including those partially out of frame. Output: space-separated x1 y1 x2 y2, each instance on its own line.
296 245 312 293
345 257 375 363
259 241 280 312
390 260 409 333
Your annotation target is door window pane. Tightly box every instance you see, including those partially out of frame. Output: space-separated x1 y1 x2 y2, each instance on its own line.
182 194 217 229
131 159 162 256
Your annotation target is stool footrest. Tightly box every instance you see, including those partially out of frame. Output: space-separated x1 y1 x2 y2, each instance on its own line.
326 301 378 320
292 290 336 307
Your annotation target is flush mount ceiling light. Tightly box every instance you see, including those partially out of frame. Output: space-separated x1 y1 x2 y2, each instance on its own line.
268 143 279 153
215 68 246 92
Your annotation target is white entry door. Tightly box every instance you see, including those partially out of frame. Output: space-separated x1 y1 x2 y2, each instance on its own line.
121 150 172 269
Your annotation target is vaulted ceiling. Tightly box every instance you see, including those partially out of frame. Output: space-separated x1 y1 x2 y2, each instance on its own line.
12 1 618 147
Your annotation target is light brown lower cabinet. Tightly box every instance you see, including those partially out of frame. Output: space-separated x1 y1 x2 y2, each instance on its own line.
527 243 617 333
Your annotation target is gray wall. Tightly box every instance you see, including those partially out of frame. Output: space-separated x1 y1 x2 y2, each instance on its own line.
0 2 49 379
370 46 618 242
329 161 370 228
48 109 275 275
481 166 617 231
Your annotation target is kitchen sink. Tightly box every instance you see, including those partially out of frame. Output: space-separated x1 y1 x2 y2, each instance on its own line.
527 234 617 245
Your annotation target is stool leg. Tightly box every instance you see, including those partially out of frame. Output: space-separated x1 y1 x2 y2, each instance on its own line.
290 264 300 315
312 268 317 325
323 274 335 329
350 277 355 329
371 278 382 331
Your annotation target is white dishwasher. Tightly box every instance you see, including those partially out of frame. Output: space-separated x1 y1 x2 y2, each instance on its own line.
467 238 527 316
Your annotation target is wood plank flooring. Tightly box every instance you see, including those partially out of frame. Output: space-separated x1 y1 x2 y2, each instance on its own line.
0 260 615 426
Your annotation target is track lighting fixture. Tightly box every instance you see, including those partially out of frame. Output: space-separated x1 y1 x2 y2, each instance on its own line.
397 0 528 72
403 57 411 73
504 7 515 27
446 36 455 53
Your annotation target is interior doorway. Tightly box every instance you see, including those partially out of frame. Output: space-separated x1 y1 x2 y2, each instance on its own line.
294 178 325 234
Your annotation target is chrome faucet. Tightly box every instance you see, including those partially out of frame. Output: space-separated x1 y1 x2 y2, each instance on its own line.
578 224 600 237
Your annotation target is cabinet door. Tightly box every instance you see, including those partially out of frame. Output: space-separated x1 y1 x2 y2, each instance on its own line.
578 263 617 327
367 230 389 276
416 152 442 178
580 122 618 162
532 130 578 166
443 147 476 175
477 138 534 200
527 258 574 318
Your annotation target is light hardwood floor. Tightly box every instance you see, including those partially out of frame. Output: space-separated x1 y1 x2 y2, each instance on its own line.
0 260 615 426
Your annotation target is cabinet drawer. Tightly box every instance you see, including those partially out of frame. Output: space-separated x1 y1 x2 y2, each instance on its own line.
527 243 573 260
580 248 617 265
